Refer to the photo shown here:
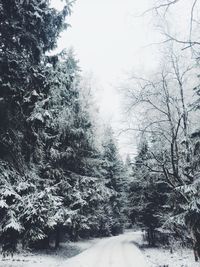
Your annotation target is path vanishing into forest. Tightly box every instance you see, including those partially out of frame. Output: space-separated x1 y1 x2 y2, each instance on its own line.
63 231 148 267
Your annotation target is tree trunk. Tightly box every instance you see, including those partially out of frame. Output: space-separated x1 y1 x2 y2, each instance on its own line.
55 225 60 249
147 227 155 246
190 225 200 262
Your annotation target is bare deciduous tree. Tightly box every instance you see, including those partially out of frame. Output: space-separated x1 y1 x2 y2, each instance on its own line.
123 46 200 261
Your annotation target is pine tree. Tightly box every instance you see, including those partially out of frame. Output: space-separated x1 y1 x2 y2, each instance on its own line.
100 127 126 235
0 0 73 252
0 0 129 254
129 137 171 246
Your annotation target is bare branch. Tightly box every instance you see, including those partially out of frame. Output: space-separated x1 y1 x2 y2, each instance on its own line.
117 127 159 137
164 33 200 48
139 0 181 17
189 0 198 42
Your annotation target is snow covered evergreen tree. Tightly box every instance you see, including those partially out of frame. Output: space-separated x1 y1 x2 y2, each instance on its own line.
0 0 129 254
100 127 128 235
129 137 171 246
0 0 73 252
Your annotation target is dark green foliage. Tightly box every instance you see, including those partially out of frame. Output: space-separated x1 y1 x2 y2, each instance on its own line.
128 138 171 246
0 0 72 252
0 0 128 253
100 127 128 235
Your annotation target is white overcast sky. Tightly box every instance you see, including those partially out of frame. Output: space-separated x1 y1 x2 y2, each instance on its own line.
51 0 163 157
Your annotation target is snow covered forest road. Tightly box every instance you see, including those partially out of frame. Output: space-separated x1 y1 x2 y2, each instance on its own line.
63 232 148 267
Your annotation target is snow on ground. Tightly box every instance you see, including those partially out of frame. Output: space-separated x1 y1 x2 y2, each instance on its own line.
128 230 200 267
142 246 200 267
0 238 98 267
62 231 148 267
0 232 148 267
0 231 199 267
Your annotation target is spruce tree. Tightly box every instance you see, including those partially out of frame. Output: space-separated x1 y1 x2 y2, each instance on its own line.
100 127 126 235
0 0 73 252
129 137 171 246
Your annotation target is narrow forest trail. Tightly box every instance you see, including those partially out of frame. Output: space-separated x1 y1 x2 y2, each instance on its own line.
63 231 148 267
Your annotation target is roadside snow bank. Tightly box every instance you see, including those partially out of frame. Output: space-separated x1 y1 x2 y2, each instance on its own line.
0 238 99 267
142 244 199 267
